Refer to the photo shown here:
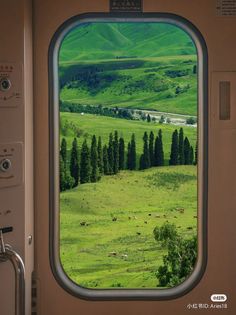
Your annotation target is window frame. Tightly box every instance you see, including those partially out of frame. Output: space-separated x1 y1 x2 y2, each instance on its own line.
48 12 208 301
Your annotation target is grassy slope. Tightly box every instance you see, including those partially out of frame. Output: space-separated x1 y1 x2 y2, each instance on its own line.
60 166 197 288
59 22 198 115
60 56 197 115
60 112 197 164
59 23 196 62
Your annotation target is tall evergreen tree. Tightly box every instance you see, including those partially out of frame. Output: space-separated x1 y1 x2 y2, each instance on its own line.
107 133 114 174
190 146 194 165
149 131 154 166
103 145 109 175
169 130 179 165
194 141 198 165
70 138 80 187
119 137 125 170
130 133 136 170
60 153 66 192
97 136 104 175
140 132 150 169
127 142 131 170
80 139 91 183
158 129 164 166
178 127 184 165
90 135 99 182
113 131 119 174
184 137 191 165
147 114 151 123
60 138 67 163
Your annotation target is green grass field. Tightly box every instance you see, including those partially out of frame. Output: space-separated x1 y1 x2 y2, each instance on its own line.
60 112 197 165
60 166 197 288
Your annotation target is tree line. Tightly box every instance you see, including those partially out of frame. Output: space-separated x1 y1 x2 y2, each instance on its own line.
60 127 197 192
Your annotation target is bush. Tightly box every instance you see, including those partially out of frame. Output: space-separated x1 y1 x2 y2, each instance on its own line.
153 223 197 287
186 117 197 125
153 222 178 246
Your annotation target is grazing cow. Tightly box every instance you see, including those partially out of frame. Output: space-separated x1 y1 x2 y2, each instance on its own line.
136 232 141 235
144 221 148 224
177 208 185 213
80 221 86 226
112 217 117 222
187 226 193 230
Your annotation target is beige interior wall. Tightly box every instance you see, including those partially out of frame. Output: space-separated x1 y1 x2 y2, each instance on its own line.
33 0 236 314
1 0 236 314
33 1 236 314
0 1 34 315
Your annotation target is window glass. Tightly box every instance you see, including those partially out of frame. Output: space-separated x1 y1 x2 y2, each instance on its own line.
58 21 198 289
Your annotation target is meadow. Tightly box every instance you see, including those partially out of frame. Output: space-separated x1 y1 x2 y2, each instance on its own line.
60 166 197 288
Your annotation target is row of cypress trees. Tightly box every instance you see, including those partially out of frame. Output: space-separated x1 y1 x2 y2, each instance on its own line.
60 128 197 192
169 128 197 166
139 130 164 170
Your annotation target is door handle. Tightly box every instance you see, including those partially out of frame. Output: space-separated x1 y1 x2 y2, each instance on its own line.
0 229 25 315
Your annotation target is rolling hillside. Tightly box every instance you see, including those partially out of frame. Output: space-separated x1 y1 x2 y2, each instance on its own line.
60 23 196 63
59 22 198 115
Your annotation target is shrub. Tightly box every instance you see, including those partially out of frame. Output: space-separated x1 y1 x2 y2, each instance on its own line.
153 222 178 246
153 222 197 287
186 117 197 125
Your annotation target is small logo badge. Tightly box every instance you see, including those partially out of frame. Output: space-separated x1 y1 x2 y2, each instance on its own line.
211 294 227 302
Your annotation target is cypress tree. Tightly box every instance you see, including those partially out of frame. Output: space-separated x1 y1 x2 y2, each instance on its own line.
59 153 66 192
147 114 151 123
169 130 179 165
130 133 136 170
140 132 150 169
113 131 119 174
60 138 74 190
149 131 154 166
178 127 184 165
97 136 104 175
154 136 159 166
103 145 109 175
190 146 194 165
108 133 114 174
158 129 164 166
127 142 131 170
119 137 125 170
184 137 191 165
194 141 198 165
139 154 144 170
80 139 91 183
91 135 99 182
60 138 67 163
70 138 80 187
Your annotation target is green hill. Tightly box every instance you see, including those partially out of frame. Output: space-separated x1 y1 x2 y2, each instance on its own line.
60 23 196 63
59 22 197 115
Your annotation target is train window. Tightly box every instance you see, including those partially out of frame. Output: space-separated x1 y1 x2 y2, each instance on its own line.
49 14 208 299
